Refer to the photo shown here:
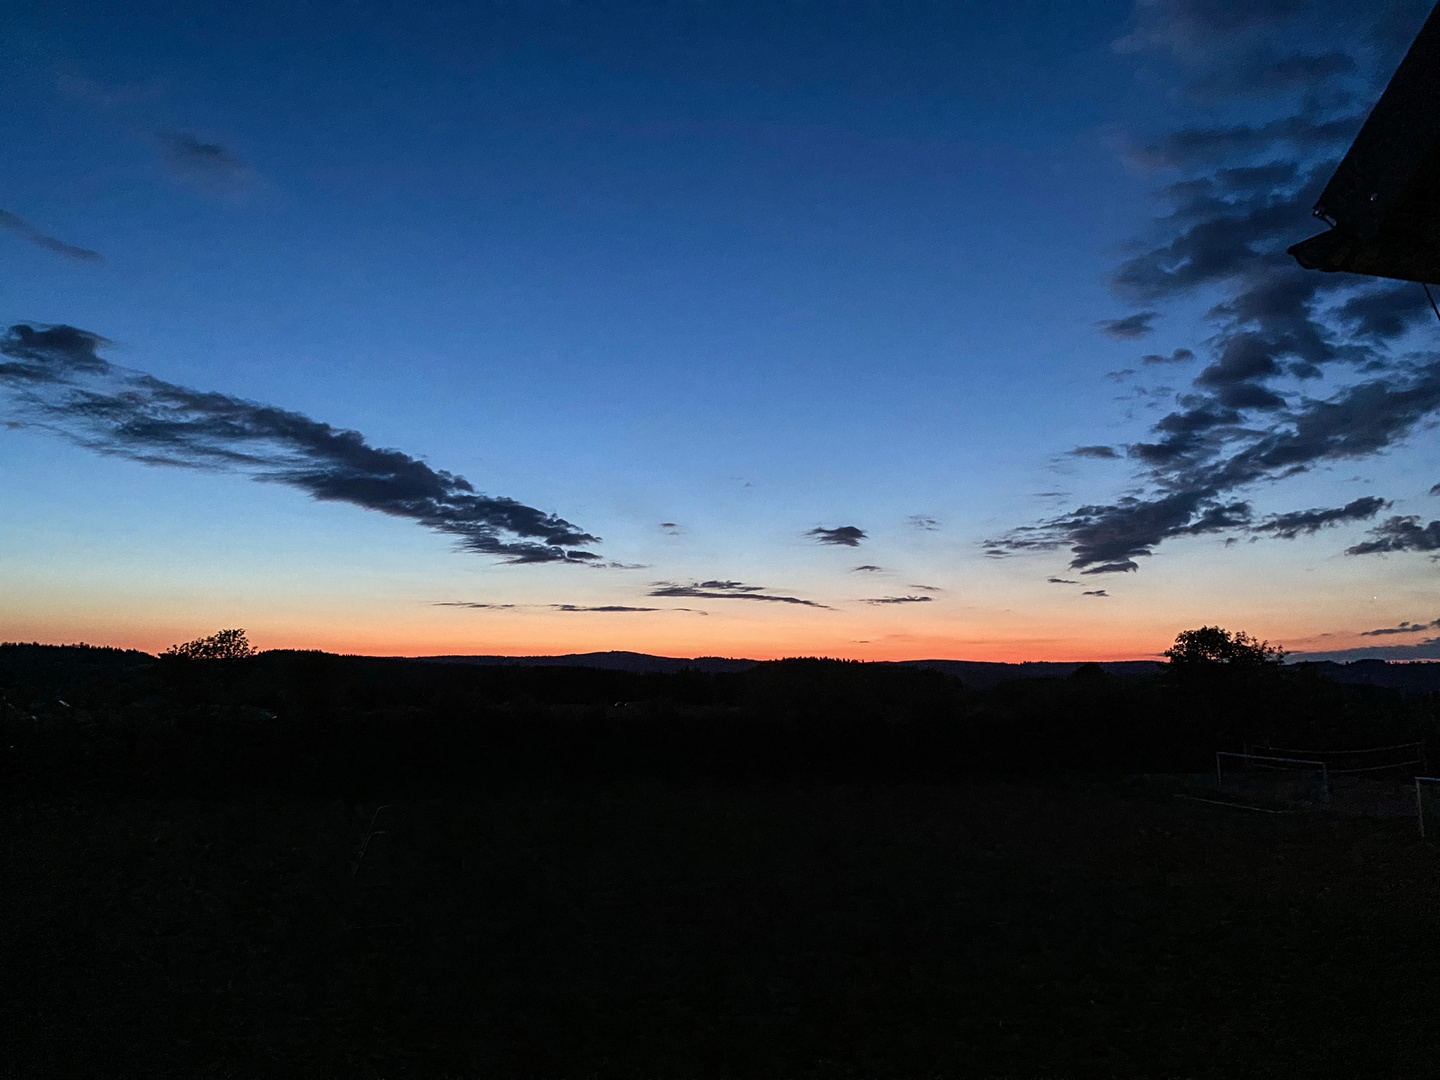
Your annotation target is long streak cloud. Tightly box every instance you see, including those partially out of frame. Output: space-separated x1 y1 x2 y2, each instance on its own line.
0 324 600 563
0 211 103 262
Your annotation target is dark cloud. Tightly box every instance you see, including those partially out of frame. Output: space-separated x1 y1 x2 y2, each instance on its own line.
0 211 103 263
1187 50 1357 98
1142 348 1196 365
908 515 939 530
863 595 933 605
1070 445 1121 459
1346 516 1440 555
659 522 681 534
437 601 704 613
995 3 1440 577
1 323 600 564
995 492 1250 573
1083 560 1141 575
1292 638 1440 661
907 583 943 591
649 580 830 608
1126 114 1361 171
852 564 884 572
550 604 701 613
1252 495 1388 538
1360 617 1440 637
808 525 866 546
1334 283 1435 340
1082 589 1110 597
160 132 254 195
1047 576 1080 584
1097 312 1160 339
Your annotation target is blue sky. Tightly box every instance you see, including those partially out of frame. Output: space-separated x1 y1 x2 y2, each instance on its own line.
5 0 1440 660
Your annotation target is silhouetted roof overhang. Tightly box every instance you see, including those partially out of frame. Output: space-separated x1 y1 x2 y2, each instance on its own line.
1289 3 1440 285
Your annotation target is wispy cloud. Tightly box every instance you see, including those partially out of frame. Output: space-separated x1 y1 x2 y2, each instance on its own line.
852 564 884 572
1070 445 1121 460
1047 576 1080 584
908 515 939 530
1082 589 1110 597
649 580 830 608
863 595 933 605
808 525 866 547
0 211 103 263
1252 495 1389 539
907 583 942 591
436 601 705 614
992 1 1440 577
1142 348 1195 365
160 132 255 196
553 604 691 612
1360 617 1440 637
1 324 600 564
1097 312 1160 339
1347 515 1440 555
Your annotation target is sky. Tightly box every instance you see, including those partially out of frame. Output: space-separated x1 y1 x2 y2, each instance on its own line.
4 0 1440 662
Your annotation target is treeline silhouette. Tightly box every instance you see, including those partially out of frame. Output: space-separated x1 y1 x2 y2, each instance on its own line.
1 640 1434 798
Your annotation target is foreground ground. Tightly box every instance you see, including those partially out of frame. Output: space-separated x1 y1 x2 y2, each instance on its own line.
4 777 1439 1078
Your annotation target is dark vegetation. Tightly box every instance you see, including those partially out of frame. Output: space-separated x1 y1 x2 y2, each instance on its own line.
4 631 1440 1077
2 630 1432 794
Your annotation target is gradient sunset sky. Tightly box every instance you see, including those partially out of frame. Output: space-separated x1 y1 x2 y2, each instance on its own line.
5 0 1440 662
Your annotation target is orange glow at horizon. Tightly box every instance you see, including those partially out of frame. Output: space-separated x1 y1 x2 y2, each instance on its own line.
3 617 1256 665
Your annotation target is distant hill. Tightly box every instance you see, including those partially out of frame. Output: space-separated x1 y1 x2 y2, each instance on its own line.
9 644 1435 696
416 652 1440 693
416 651 1165 688
419 651 760 674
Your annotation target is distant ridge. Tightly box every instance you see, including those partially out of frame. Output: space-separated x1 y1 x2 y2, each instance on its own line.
416 651 1165 688
418 651 759 674
414 652 1440 693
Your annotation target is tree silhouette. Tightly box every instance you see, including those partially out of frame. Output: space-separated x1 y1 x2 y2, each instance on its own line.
163 629 256 660
1164 626 1284 667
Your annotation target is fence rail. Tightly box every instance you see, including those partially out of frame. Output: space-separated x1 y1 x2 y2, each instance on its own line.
1216 752 1331 800
1252 740 1425 757
1245 741 1428 776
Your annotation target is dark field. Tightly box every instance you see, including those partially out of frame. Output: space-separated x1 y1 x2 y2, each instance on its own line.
7 778 1440 1078
5 644 1440 1077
